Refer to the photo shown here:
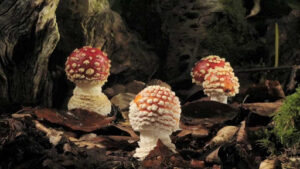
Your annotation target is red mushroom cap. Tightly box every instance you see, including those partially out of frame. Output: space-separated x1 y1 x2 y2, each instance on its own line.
191 55 232 85
65 46 111 84
203 67 239 97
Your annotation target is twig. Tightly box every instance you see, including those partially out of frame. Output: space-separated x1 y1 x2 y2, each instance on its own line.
286 65 300 91
235 65 299 73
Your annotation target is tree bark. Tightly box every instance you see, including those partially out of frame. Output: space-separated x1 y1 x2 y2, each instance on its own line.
0 0 60 112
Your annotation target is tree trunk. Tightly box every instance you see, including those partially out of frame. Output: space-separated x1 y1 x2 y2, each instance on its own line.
0 0 60 112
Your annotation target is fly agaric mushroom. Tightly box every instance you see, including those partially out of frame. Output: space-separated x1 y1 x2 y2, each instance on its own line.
129 85 181 160
65 46 111 116
191 55 232 85
202 67 239 104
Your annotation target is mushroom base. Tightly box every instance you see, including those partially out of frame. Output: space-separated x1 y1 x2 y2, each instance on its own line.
134 129 176 160
68 84 111 116
210 95 228 104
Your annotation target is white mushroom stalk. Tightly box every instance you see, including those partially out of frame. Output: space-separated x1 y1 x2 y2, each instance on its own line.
135 129 176 159
129 85 181 160
65 46 111 116
210 94 228 104
68 82 111 116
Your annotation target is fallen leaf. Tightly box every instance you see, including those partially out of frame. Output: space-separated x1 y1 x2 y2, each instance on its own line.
113 124 139 139
190 159 205 168
176 129 193 137
176 85 203 103
246 0 261 18
68 136 105 149
205 126 239 148
245 80 285 102
125 80 146 94
110 93 135 125
205 147 221 163
103 84 126 98
142 139 173 168
34 120 63 146
111 93 136 111
34 108 115 132
259 159 278 169
236 121 249 145
11 113 32 119
181 100 239 128
147 79 171 89
178 123 209 138
212 164 221 169
242 100 283 117
142 140 190 168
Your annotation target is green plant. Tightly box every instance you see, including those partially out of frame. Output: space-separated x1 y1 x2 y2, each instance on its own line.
274 22 279 68
273 87 300 149
257 129 278 155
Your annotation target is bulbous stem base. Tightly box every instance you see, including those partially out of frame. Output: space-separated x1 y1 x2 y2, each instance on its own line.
68 83 111 116
134 129 176 161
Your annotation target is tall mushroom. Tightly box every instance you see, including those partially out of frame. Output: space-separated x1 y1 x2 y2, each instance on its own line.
65 46 111 116
191 55 232 86
129 85 181 160
202 67 239 104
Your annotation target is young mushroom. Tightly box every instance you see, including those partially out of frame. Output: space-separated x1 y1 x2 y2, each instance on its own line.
202 67 239 104
129 85 181 160
191 55 232 86
65 46 111 116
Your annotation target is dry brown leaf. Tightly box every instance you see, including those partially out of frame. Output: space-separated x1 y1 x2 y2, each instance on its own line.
142 140 190 168
206 147 221 163
176 129 193 137
245 80 285 102
206 126 239 148
111 93 136 111
111 93 136 125
103 84 126 98
259 159 277 169
112 124 139 139
212 164 221 169
242 100 283 117
11 113 32 119
178 123 209 138
147 79 171 89
34 108 115 132
34 120 63 146
125 80 146 94
237 121 248 144
142 139 173 168
68 137 105 149
181 100 239 129
190 159 205 168
246 0 261 18
176 85 203 102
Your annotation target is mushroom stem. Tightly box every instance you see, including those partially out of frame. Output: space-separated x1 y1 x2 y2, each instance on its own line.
68 83 111 115
74 83 103 95
210 95 228 104
134 129 175 160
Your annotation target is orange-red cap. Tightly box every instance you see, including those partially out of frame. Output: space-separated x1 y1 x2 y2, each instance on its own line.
65 46 111 84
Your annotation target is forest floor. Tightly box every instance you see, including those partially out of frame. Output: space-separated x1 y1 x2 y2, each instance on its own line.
0 79 299 169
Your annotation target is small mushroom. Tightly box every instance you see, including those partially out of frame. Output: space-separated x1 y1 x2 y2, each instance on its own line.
65 46 111 116
191 55 232 86
203 67 239 104
129 85 181 160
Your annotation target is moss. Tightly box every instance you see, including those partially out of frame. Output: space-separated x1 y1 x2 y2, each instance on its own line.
272 87 300 149
256 129 279 155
